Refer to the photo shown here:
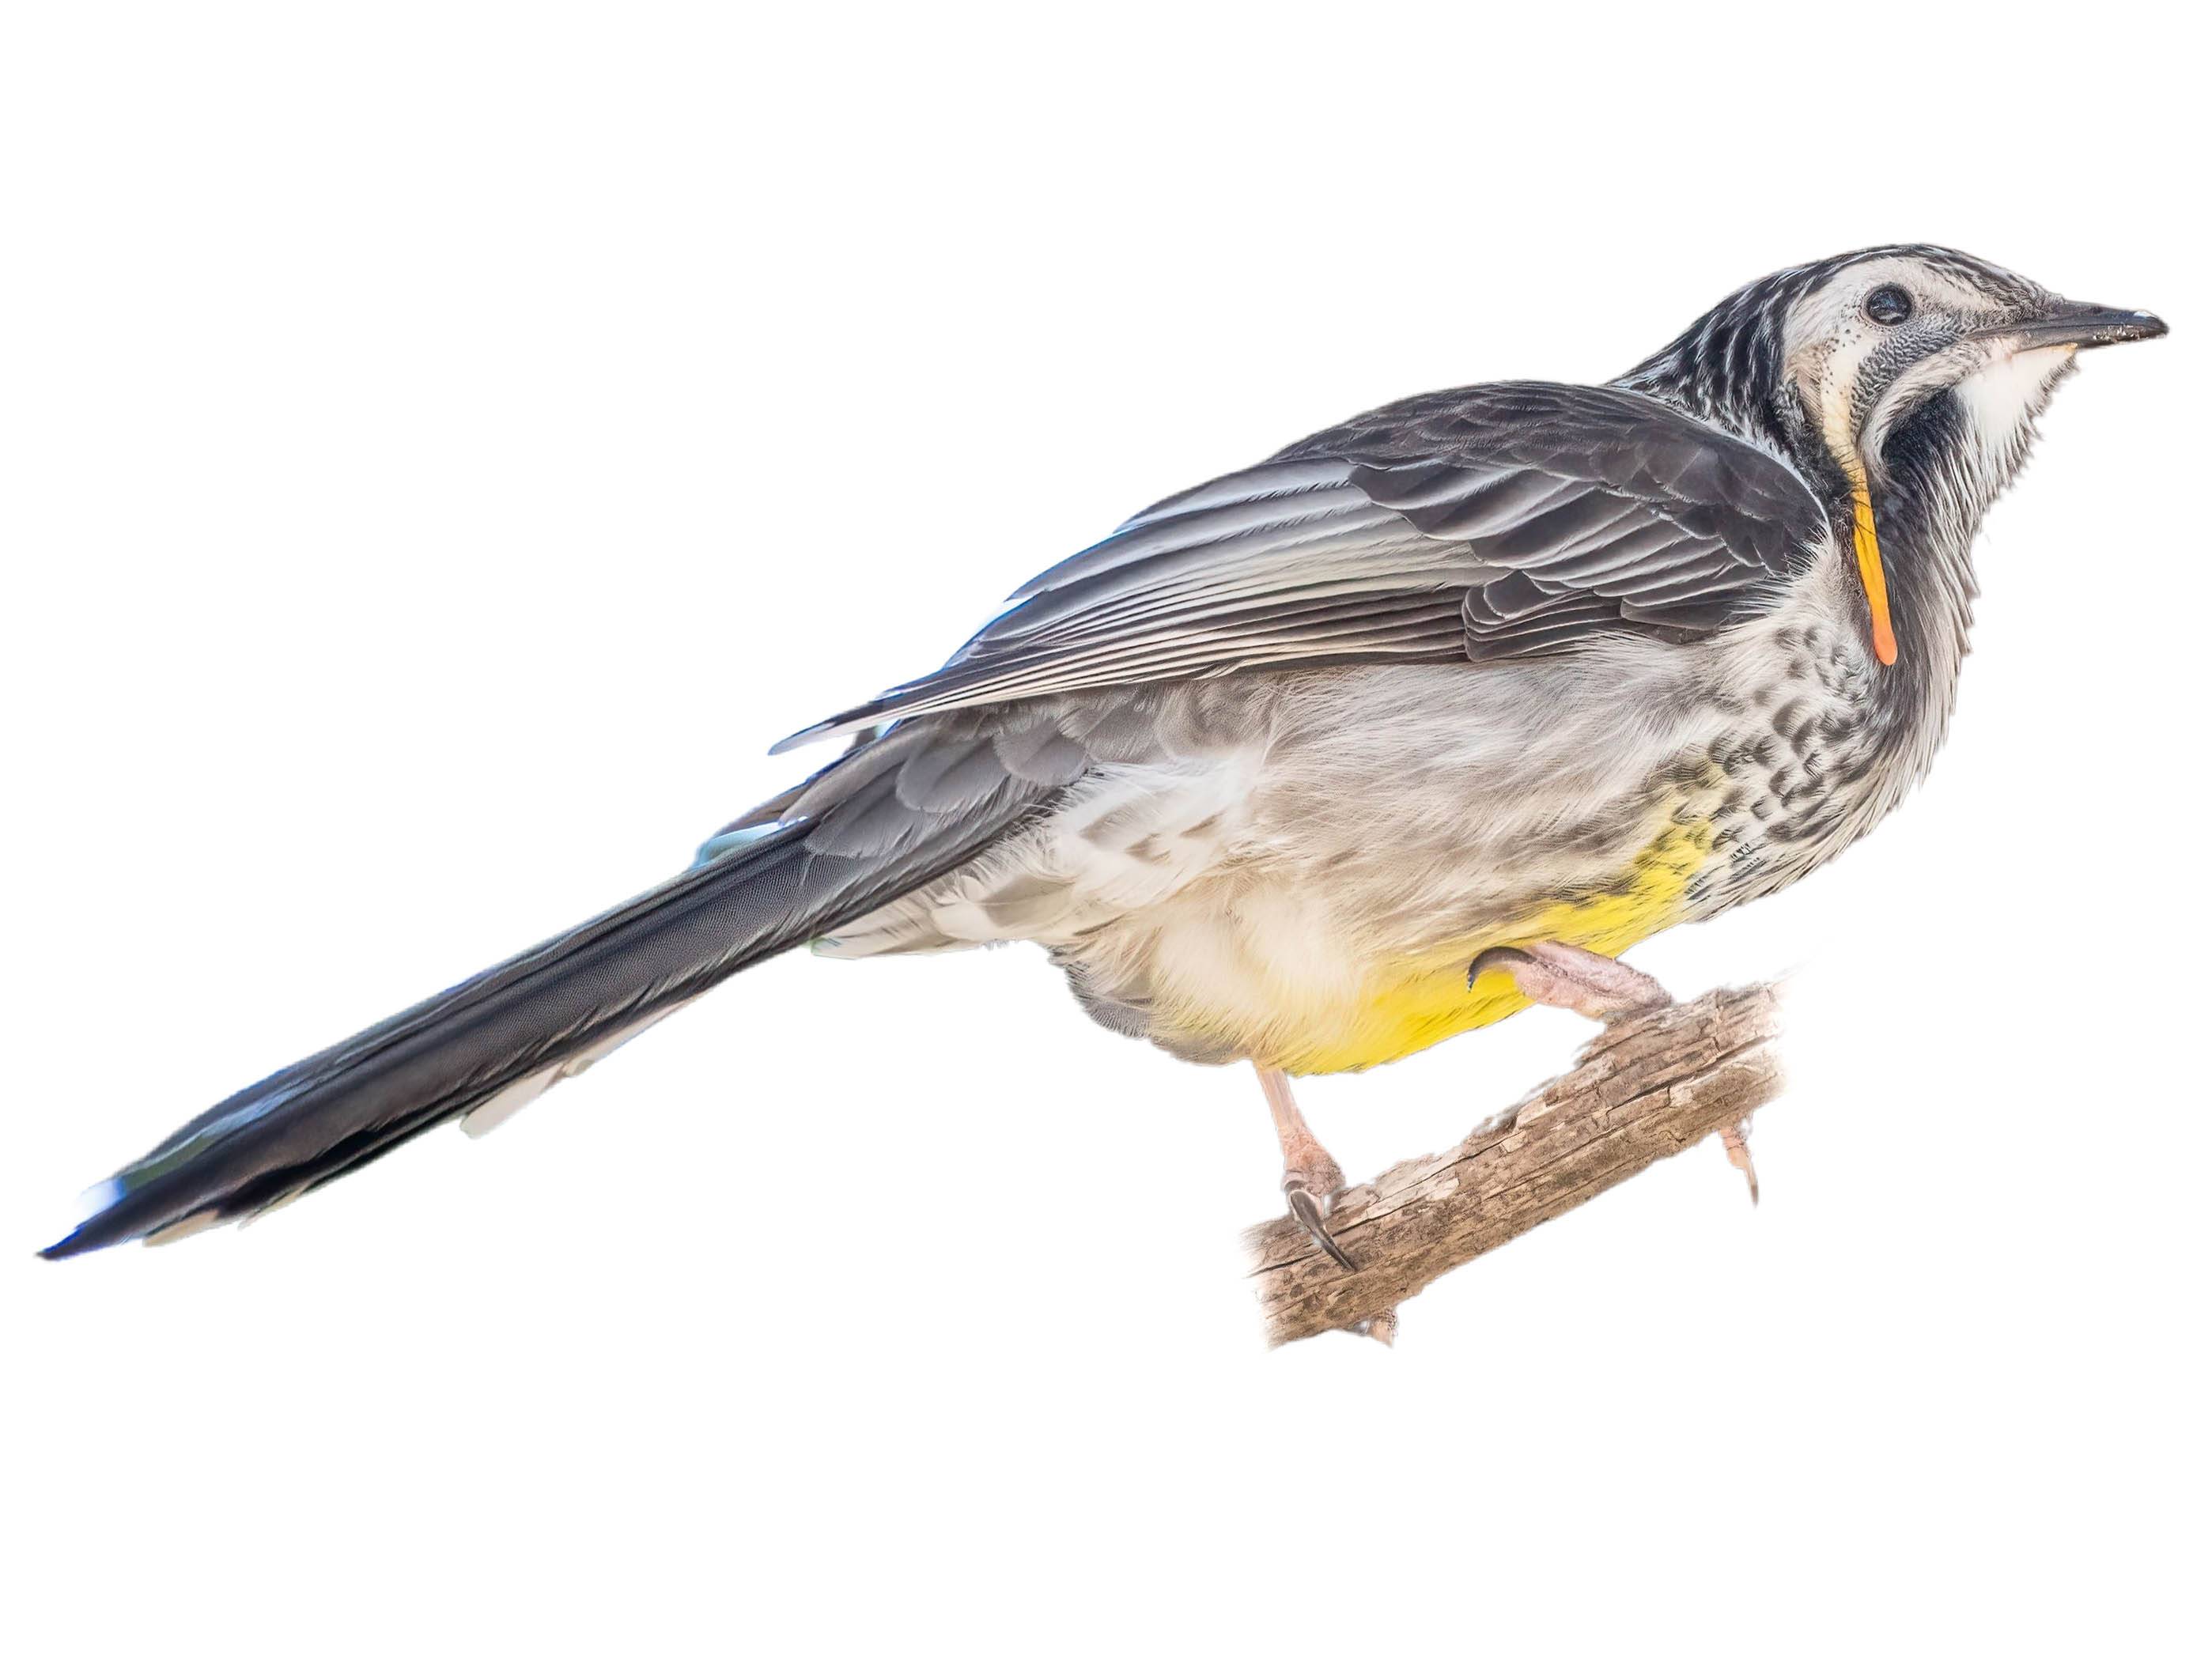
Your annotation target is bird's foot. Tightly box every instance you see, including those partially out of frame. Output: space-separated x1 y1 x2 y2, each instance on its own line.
1469 940 1760 1200
1281 1141 1356 1272
1719 1116 1760 1206
1256 1064 1358 1272
1468 939 1672 1022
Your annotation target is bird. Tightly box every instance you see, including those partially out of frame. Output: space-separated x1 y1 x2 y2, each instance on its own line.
41 244 2167 1266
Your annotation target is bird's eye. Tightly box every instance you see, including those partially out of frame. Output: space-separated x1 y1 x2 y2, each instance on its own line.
1863 285 1915 326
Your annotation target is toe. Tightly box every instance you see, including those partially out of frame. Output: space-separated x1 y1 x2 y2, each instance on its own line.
1721 1119 1760 1206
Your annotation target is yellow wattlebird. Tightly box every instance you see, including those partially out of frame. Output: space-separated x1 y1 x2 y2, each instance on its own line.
43 245 2166 1269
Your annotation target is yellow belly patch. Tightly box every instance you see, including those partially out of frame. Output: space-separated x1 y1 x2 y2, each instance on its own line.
1274 815 1715 1075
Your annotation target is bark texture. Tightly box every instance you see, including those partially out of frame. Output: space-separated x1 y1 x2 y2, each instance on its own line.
1246 984 1783 1347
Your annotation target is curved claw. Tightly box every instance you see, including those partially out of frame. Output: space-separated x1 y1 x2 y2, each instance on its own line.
1467 944 1533 991
1285 1185 1357 1272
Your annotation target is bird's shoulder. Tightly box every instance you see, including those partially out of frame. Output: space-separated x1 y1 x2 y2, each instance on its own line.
1272 379 1820 539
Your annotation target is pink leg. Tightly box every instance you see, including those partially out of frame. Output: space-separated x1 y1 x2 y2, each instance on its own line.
1466 939 1670 1018
1719 1119 1759 1205
1470 942 1760 1204
1257 1064 1356 1272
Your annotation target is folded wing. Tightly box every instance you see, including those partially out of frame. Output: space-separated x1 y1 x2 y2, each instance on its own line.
777 381 1828 751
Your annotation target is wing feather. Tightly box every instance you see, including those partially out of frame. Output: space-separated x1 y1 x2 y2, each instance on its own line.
774 383 1828 750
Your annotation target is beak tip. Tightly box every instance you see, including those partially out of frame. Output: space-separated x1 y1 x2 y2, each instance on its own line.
1992 302 2169 351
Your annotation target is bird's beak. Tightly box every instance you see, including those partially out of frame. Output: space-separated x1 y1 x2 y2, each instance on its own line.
1979 299 2169 351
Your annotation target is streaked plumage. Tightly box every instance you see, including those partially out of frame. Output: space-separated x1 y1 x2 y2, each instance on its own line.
43 244 2166 1259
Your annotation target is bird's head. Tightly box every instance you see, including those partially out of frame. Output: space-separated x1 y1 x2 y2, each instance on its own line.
1620 244 2165 664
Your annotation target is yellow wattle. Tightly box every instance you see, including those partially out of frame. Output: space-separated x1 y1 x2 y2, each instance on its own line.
1837 451 1897 667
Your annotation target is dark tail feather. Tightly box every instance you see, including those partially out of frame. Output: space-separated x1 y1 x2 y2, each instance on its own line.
43 735 1046 1258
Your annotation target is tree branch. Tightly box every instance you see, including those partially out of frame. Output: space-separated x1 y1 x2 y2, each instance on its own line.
1245 984 1784 1347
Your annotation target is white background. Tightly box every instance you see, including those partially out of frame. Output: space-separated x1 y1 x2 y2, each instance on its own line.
5 4 2203 1653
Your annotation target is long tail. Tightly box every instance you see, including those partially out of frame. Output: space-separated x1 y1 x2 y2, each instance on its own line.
43 723 1049 1258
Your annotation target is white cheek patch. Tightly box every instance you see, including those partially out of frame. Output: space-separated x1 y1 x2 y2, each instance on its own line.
1957 345 2075 460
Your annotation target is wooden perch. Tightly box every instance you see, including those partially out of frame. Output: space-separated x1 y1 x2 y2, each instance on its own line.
1245 984 1784 1347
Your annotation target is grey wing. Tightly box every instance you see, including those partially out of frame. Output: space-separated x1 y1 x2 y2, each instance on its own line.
776 381 1828 751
